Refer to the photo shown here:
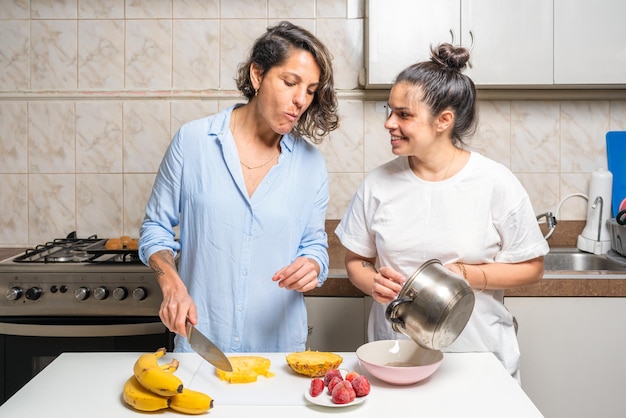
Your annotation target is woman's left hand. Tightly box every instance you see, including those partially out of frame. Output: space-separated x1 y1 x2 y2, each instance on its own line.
372 266 406 304
272 256 320 292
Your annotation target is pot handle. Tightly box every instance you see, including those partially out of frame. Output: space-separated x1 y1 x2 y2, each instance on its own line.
385 296 413 326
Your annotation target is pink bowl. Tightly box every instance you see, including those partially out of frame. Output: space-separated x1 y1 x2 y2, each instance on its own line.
356 340 444 385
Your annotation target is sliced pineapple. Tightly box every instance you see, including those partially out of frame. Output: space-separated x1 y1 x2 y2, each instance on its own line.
215 356 274 384
285 350 343 377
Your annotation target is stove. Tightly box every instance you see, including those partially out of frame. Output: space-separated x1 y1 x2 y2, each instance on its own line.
0 232 173 404
0 232 160 317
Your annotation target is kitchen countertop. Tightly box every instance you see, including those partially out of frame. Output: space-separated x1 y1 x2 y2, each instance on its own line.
314 263 626 298
314 220 626 297
0 351 543 417
313 267 626 298
0 248 25 261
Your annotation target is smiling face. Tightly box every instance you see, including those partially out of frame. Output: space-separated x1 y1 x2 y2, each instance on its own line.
384 82 440 157
251 48 321 136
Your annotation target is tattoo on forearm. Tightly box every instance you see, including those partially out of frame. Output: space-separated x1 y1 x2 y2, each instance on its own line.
361 261 375 270
149 259 165 280
149 250 176 280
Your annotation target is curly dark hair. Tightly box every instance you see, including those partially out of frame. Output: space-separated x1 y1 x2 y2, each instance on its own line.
394 43 478 146
235 21 339 143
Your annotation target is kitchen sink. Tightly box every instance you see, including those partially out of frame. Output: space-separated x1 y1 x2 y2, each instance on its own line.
544 248 626 272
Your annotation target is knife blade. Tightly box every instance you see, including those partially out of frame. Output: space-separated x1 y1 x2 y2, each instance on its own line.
186 322 233 372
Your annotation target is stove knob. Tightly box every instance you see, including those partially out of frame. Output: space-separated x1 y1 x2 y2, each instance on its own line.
132 286 148 301
74 287 90 301
113 287 128 300
94 286 109 300
25 287 42 301
6 287 23 301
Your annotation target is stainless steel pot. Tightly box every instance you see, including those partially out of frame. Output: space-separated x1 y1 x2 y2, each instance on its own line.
385 259 475 350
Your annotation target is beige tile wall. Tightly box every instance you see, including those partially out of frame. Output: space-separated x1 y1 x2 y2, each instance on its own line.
0 0 624 246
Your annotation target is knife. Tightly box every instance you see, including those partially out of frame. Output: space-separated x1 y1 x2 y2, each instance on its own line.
186 322 233 372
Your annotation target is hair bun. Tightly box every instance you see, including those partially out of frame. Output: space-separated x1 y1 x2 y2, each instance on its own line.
430 43 470 71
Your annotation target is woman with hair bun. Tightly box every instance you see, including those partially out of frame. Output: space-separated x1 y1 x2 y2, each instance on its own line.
336 43 548 382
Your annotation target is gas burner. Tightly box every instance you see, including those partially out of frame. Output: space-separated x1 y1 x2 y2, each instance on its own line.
11 232 141 264
45 250 91 263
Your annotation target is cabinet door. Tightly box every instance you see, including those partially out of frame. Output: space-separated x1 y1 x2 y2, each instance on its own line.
304 297 366 352
554 0 626 84
461 0 553 85
365 0 460 88
505 297 626 418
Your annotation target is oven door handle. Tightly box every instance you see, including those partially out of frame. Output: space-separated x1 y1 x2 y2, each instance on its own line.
0 321 167 337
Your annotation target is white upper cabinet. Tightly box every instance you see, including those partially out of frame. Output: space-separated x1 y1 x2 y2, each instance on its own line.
365 0 460 88
365 0 553 88
461 0 553 86
554 0 626 84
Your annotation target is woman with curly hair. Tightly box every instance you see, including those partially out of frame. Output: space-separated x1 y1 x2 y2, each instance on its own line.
139 21 339 353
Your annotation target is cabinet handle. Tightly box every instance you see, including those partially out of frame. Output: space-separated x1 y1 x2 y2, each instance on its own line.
449 29 455 46
468 30 475 68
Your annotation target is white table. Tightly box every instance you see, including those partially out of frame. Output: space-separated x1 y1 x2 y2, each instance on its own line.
0 351 543 417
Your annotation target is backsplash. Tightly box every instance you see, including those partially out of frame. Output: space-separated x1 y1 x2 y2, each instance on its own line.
1 0 625 246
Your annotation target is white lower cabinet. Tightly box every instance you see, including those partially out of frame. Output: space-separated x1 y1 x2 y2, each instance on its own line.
304 297 369 352
504 297 626 418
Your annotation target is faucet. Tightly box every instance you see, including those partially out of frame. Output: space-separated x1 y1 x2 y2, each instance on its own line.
591 196 603 241
577 194 611 254
536 211 557 239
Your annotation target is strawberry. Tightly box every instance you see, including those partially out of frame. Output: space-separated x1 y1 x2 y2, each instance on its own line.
352 375 371 397
345 371 359 382
310 378 324 397
327 376 343 394
323 369 342 387
331 380 356 404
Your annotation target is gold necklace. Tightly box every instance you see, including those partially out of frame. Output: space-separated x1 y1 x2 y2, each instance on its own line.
442 148 458 180
232 109 280 170
240 151 280 169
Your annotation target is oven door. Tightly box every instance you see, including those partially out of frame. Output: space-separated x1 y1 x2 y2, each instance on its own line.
0 316 174 405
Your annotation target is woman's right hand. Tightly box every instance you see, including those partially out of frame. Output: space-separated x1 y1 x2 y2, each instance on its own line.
158 280 197 337
148 250 198 336
372 266 406 304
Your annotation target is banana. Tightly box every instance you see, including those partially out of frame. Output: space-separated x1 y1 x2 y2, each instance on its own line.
122 375 170 412
133 348 183 396
169 388 214 415
160 358 180 373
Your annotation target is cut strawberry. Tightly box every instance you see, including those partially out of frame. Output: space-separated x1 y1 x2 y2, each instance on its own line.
310 378 324 397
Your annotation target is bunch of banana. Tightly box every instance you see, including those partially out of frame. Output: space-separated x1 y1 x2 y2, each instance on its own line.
122 348 214 415
123 375 170 412
133 347 184 396
169 388 215 414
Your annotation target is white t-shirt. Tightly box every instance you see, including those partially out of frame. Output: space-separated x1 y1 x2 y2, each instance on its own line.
335 152 549 380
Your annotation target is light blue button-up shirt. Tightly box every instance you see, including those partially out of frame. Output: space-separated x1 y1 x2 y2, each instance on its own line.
139 105 329 353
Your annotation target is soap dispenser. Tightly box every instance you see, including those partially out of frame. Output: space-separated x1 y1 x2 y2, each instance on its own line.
577 168 613 254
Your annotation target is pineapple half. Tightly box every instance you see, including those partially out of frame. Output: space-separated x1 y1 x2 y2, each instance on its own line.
285 350 343 377
215 356 275 384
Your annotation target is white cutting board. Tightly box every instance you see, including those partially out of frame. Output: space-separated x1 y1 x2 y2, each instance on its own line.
186 353 360 406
